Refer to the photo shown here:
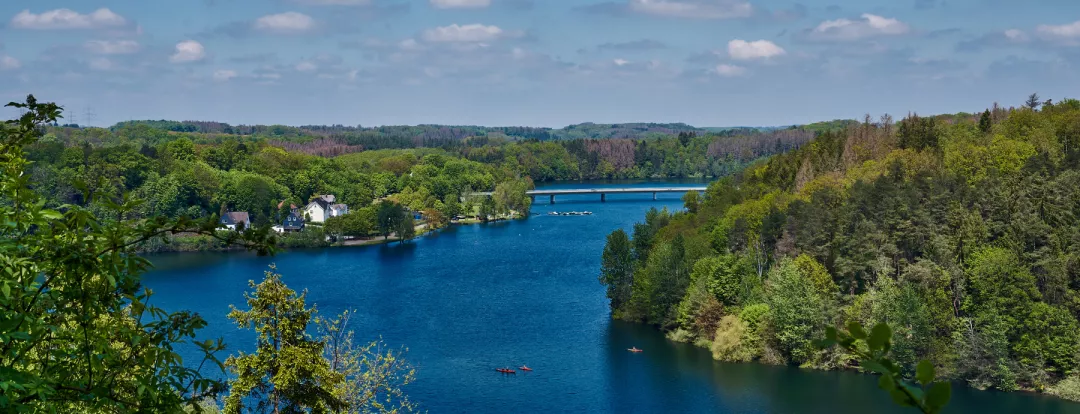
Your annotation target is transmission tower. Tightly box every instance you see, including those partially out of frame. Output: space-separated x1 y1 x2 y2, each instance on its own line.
85 106 97 127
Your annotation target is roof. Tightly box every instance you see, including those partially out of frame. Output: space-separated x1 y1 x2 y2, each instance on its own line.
220 211 250 226
306 198 331 210
330 204 348 210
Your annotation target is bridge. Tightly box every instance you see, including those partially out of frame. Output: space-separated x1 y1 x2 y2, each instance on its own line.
472 187 707 203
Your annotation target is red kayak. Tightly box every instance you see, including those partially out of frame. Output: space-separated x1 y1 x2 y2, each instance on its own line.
628 347 643 353
496 368 516 374
519 365 533 371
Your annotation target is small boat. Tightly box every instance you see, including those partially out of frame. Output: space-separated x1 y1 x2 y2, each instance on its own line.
628 347 643 353
496 368 517 374
519 365 533 371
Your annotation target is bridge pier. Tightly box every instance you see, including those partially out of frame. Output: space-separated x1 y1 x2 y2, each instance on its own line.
601 193 607 202
550 194 555 204
652 192 656 200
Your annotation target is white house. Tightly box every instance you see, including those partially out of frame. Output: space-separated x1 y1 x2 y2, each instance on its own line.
219 211 251 231
303 195 348 223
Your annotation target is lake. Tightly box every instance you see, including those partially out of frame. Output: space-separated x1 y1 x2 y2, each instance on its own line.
144 180 1080 413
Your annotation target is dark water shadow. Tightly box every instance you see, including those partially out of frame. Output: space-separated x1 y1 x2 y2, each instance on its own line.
377 241 419 258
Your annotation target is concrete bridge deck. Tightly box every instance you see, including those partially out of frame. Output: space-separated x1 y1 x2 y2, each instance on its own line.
471 187 706 203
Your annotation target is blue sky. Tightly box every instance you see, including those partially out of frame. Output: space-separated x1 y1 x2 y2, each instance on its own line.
1 0 1078 127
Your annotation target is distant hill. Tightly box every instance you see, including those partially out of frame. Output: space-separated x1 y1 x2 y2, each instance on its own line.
550 122 700 140
107 120 857 143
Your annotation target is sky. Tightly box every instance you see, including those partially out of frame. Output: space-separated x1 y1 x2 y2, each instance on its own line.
0 0 1078 128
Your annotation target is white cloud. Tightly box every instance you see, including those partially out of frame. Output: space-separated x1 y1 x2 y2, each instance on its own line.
727 39 785 60
84 40 140 55
1004 29 1028 41
614 58 630 66
295 61 318 72
254 12 316 33
399 39 425 51
430 0 492 9
1036 20 1080 43
628 0 753 19
10 8 127 30
170 40 206 63
808 13 909 41
714 63 746 77
213 70 238 81
89 58 114 71
0 55 21 70
448 43 491 52
422 24 506 43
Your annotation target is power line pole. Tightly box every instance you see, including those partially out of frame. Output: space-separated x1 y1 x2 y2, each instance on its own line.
85 106 97 127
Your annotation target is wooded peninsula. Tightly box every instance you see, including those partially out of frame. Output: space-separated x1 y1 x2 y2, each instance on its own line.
600 96 1080 403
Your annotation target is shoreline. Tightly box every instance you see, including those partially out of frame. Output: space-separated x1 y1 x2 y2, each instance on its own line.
139 214 526 255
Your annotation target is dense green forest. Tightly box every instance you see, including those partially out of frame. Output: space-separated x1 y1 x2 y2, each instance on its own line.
21 115 817 252
106 119 775 142
601 98 1080 400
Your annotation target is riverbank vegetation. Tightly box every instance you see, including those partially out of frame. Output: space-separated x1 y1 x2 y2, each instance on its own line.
601 97 1080 400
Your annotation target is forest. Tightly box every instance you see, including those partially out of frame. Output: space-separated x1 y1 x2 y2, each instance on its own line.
21 115 814 252
600 96 1080 401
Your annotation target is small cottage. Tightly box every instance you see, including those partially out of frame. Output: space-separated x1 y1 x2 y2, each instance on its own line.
219 211 251 231
303 195 348 223
281 211 305 232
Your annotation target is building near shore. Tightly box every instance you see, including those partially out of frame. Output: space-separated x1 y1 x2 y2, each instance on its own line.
219 211 251 231
303 194 348 223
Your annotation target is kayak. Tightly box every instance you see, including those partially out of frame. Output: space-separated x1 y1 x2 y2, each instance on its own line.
496 368 517 374
628 347 643 353
519 366 533 371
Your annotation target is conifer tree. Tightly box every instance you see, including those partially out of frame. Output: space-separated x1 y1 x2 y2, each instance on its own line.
978 109 992 133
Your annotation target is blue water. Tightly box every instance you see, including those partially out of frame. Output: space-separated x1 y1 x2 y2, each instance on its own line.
144 180 1080 413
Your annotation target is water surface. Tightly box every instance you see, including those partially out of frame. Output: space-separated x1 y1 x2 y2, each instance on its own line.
145 180 1079 413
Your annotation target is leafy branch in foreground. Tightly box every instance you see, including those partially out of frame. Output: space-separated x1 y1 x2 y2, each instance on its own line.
1 95 276 412
818 322 952 414
318 310 421 414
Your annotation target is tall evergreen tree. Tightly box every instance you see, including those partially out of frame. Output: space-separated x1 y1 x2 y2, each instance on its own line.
978 109 992 133
600 229 635 313
1026 93 1042 110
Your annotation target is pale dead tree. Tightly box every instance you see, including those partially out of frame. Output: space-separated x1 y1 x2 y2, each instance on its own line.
879 114 894 138
840 115 875 169
990 102 1010 123
793 157 814 193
